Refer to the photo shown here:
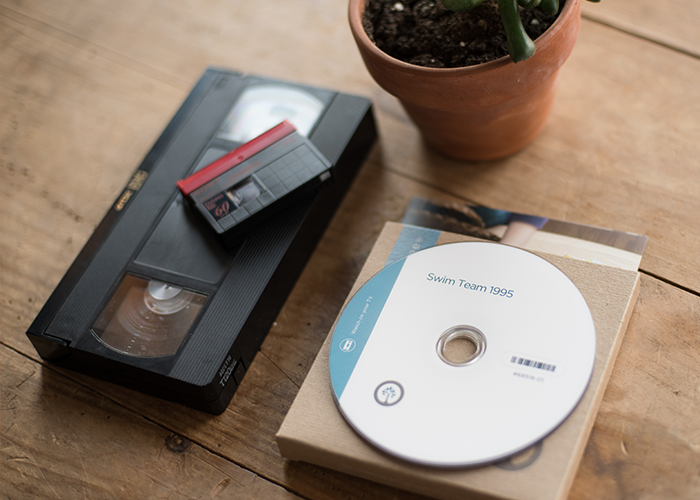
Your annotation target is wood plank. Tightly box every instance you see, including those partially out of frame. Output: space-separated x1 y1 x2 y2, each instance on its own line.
570 276 700 500
1 0 373 96
582 0 700 59
0 345 302 500
0 13 185 356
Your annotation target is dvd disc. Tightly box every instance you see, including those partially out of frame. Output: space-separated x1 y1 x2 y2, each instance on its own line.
329 242 596 467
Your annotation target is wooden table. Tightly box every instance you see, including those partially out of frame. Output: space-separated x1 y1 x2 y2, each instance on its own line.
2 1 699 498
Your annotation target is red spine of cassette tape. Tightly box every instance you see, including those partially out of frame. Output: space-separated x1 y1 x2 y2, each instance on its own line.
176 120 296 196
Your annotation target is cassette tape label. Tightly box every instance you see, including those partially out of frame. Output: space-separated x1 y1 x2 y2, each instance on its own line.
204 192 231 220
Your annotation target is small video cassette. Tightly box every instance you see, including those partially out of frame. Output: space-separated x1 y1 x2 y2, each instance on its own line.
26 68 376 414
177 120 333 247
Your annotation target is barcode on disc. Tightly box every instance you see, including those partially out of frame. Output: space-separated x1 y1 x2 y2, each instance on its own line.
510 356 556 372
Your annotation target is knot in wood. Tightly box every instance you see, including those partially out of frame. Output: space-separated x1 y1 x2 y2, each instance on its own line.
165 434 191 453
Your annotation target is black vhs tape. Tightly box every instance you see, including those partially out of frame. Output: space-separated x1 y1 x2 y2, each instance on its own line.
26 68 376 414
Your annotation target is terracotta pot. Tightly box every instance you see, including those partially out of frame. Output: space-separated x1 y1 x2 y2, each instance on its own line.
349 0 582 160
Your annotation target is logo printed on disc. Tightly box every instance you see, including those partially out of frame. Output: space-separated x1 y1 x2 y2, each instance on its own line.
374 381 404 406
339 338 356 352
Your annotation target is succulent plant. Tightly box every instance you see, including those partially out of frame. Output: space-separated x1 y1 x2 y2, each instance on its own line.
440 0 600 63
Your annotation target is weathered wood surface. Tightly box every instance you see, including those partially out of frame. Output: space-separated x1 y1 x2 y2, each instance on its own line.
1 346 303 500
582 0 700 58
2 0 699 499
571 276 700 499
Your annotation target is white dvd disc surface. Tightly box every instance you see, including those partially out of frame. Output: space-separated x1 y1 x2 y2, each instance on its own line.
329 242 596 467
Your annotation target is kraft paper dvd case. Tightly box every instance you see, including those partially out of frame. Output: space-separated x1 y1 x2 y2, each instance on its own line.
276 199 645 500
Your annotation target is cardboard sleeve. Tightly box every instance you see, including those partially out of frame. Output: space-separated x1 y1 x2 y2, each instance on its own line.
276 222 640 500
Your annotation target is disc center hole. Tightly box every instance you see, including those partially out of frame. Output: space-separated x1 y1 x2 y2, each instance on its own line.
443 337 477 364
437 326 486 367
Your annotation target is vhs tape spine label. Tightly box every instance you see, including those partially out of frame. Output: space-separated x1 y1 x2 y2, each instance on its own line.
114 170 148 212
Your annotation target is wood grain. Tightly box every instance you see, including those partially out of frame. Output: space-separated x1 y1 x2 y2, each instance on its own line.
582 0 700 58
1 0 372 95
571 276 700 500
0 13 185 355
2 0 699 499
0 346 302 500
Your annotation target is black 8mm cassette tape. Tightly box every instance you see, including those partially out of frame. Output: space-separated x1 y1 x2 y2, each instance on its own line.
177 120 333 247
26 68 376 414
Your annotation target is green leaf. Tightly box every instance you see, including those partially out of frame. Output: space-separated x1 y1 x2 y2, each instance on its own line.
499 0 536 62
540 0 559 15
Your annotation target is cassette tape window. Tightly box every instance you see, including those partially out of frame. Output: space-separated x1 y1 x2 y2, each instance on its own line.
92 274 207 358
217 84 325 143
